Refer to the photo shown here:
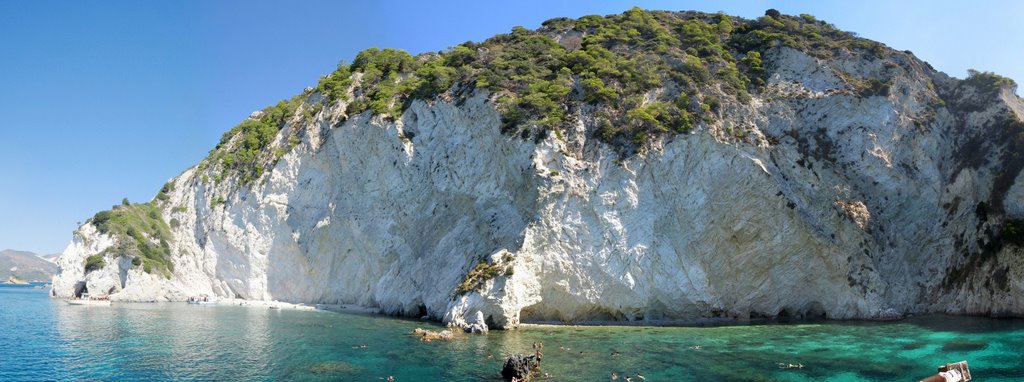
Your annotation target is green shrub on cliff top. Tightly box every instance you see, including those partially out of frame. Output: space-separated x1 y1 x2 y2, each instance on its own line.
209 97 302 185
89 202 174 278
315 63 353 103
84 255 106 273
306 8 866 153
214 8 896 169
965 69 1018 94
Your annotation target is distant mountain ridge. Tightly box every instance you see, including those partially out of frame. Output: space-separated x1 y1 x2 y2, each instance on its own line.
1 249 58 282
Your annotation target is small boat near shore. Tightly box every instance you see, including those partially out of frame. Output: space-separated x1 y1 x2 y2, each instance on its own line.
65 293 111 306
187 295 217 305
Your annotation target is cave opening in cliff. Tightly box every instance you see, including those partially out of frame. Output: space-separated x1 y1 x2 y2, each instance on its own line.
73 281 88 298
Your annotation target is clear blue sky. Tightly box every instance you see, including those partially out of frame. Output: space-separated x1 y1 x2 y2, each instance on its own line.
1 1 1022 255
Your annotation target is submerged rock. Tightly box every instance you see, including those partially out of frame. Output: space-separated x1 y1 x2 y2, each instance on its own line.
305 361 362 375
941 341 988 352
411 328 455 342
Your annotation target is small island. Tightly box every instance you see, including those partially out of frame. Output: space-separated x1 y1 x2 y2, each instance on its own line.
4 275 29 285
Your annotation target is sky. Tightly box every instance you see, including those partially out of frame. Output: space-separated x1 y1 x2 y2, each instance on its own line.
1 0 1022 255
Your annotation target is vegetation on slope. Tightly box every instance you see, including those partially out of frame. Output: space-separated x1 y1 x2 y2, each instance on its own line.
454 252 515 296
305 8 873 150
1002 219 1024 245
202 8 898 184
963 69 1018 95
84 255 106 273
86 201 174 278
202 97 308 187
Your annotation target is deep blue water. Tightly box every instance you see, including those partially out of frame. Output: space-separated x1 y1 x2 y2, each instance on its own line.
2 284 1023 381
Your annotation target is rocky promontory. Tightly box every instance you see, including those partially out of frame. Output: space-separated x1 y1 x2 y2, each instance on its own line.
53 8 1024 328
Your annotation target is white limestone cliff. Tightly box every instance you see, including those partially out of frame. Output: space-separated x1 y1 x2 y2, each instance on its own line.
53 46 1024 328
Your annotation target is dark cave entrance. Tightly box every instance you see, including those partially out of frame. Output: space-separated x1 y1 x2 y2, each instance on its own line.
73 281 88 298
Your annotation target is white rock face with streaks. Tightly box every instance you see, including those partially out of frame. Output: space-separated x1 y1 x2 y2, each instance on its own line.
53 46 1024 327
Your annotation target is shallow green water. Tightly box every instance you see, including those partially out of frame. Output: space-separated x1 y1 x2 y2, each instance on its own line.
2 285 1022 381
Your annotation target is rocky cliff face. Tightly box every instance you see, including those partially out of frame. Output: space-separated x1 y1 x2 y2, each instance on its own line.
53 10 1024 328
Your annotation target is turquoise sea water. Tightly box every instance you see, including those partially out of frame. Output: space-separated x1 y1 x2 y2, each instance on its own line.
2 284 1022 381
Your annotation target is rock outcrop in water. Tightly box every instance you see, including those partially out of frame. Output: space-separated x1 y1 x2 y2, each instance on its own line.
464 311 490 334
502 353 542 381
53 8 1024 328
